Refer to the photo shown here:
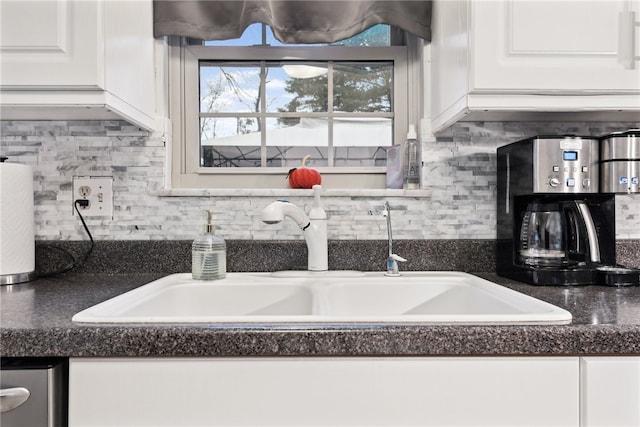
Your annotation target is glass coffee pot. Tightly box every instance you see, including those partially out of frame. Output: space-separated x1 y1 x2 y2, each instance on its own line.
518 200 600 268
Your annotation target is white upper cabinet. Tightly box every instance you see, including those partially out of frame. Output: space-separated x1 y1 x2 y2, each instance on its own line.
0 0 158 131
430 0 640 134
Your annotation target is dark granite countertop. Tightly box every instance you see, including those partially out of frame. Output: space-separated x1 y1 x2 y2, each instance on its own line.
2 240 639 358
2 271 640 357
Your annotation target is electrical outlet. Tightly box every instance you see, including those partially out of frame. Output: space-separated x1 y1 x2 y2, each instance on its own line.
72 176 114 218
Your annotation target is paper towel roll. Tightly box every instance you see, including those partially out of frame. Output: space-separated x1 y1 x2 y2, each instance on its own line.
0 162 35 283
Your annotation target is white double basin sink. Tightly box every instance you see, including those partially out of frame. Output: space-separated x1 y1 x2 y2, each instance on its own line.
72 271 572 325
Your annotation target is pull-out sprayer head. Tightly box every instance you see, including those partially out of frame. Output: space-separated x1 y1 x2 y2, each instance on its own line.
261 200 310 229
261 203 283 225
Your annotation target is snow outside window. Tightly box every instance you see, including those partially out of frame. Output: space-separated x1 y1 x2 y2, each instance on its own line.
169 24 421 189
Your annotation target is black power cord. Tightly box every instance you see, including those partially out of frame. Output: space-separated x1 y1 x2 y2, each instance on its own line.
73 199 95 267
36 200 95 278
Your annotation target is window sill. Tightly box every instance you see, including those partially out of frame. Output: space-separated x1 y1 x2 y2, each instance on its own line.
154 188 431 198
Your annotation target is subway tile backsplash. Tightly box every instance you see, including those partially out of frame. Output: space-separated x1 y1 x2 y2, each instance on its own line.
1 120 639 241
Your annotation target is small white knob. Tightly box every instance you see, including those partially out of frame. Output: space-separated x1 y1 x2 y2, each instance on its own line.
549 177 560 187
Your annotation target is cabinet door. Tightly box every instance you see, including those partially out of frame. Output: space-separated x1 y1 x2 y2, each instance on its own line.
581 357 640 426
471 0 640 92
0 0 101 88
69 357 579 427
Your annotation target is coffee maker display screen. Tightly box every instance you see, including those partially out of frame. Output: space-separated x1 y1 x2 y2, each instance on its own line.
563 151 578 161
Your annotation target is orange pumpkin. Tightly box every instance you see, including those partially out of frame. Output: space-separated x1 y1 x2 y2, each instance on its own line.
287 155 322 189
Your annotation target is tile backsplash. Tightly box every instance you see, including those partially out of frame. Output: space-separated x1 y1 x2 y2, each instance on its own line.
1 120 639 241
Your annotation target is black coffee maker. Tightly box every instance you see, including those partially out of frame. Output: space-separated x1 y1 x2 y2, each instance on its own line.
496 135 639 286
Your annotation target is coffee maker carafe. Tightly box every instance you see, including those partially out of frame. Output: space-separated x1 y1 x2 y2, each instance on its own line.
518 200 599 268
497 135 639 286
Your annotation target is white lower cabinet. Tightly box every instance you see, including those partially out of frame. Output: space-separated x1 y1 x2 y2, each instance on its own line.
580 357 640 427
69 357 579 426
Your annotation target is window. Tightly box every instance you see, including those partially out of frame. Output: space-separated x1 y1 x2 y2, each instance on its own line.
169 24 422 189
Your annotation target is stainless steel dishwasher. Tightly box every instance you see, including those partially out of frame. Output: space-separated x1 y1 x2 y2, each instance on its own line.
1 358 67 427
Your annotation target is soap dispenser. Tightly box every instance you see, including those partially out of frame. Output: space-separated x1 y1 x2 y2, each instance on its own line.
307 185 328 271
192 210 226 280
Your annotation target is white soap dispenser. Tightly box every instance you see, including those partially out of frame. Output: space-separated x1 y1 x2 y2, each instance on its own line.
192 210 226 280
306 185 328 271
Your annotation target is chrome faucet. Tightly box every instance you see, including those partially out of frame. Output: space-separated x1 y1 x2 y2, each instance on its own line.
383 201 406 276
261 185 328 271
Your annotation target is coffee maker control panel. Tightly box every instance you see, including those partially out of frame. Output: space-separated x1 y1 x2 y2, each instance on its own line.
533 137 599 194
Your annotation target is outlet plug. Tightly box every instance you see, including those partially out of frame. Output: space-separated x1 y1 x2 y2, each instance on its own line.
72 176 114 218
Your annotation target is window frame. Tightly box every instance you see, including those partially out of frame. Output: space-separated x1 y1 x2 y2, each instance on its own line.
169 37 419 190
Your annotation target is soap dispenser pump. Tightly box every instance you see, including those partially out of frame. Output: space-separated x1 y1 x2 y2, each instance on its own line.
192 210 226 280
309 184 327 221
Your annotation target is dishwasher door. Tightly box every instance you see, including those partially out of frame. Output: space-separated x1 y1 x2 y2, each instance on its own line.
1 359 67 427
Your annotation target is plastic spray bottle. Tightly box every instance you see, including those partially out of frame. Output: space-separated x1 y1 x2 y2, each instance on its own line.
403 124 420 190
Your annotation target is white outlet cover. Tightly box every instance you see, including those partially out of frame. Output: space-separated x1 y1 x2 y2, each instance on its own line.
72 176 114 218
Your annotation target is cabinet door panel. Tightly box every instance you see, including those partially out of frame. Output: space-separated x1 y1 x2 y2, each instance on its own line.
581 357 640 426
69 357 579 427
509 2 616 54
471 0 640 92
0 0 101 88
0 1 64 50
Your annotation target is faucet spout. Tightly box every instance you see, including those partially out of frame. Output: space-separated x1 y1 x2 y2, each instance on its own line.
384 201 393 257
261 185 328 271
383 201 406 276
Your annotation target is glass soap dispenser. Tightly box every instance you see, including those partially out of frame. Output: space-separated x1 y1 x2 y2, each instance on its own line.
192 210 226 280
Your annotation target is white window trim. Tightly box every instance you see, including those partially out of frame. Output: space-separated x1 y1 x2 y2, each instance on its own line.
168 37 423 191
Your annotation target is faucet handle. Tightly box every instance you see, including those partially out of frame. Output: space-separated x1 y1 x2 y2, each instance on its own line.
390 253 407 263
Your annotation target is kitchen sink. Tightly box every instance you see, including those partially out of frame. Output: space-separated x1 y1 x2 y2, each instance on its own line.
72 272 572 324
